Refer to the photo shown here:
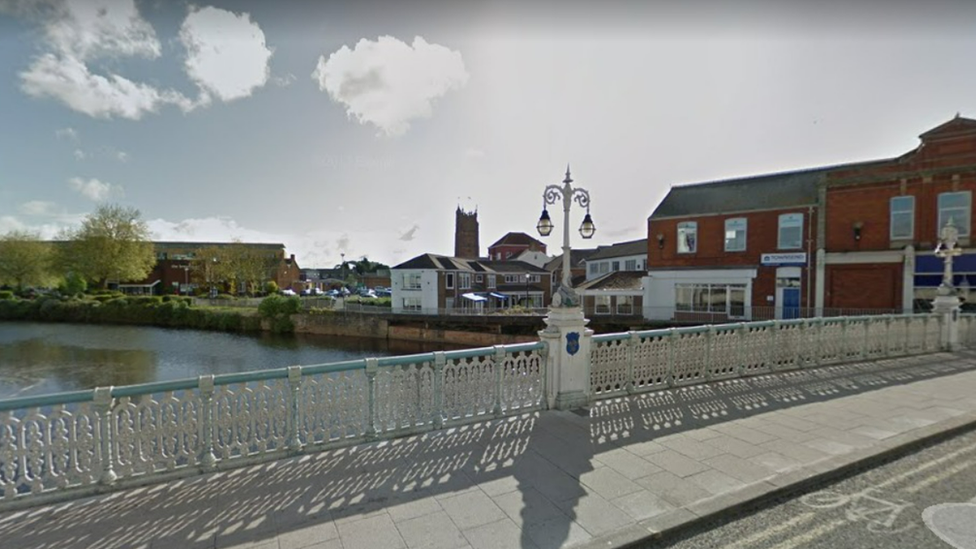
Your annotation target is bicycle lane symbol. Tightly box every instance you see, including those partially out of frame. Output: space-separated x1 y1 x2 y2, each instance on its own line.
800 486 915 534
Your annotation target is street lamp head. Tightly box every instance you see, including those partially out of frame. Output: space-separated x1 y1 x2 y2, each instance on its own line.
537 207 554 237
579 211 596 239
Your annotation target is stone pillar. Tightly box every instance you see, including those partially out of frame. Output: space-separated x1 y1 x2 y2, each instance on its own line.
933 294 962 351
539 305 593 410
814 248 825 317
902 245 916 314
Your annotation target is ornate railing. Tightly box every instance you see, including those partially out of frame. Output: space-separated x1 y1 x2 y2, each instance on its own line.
0 342 545 508
959 313 976 347
589 314 943 397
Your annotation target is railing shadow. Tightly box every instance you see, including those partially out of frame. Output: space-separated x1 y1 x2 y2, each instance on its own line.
0 351 973 549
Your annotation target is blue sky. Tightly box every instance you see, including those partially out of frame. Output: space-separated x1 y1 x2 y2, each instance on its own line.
2 0 976 268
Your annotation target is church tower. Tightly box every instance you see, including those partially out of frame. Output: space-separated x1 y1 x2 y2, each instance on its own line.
454 206 480 259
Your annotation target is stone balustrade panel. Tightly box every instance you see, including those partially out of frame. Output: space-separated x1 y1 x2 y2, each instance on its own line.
113 392 200 477
708 326 739 380
500 350 544 411
441 355 495 424
589 339 629 396
212 380 289 460
374 362 434 434
672 331 708 386
301 371 367 445
632 333 670 392
741 324 774 375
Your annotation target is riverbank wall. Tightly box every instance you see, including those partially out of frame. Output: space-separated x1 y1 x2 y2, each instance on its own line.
292 312 540 346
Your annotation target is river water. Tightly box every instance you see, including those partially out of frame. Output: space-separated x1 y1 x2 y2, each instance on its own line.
0 322 462 399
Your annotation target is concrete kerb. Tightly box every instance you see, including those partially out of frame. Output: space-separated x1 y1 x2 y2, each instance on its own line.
578 410 976 549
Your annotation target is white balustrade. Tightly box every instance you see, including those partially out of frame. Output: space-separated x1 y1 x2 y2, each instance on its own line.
589 314 944 398
0 342 546 509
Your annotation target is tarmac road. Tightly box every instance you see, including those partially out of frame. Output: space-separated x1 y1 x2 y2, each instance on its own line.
640 427 976 549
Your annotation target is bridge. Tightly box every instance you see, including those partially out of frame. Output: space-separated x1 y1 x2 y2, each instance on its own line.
2 312 976 548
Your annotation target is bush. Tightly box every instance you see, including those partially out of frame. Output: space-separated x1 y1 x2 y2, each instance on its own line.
216 293 235 300
265 281 279 295
59 273 87 296
0 291 13 300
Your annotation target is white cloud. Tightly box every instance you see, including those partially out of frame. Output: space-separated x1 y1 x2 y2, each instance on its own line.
272 73 296 87
17 200 61 216
464 147 485 159
18 0 194 119
68 176 122 201
116 150 128 162
73 148 85 160
179 6 272 103
312 36 469 136
0 216 27 234
55 126 78 140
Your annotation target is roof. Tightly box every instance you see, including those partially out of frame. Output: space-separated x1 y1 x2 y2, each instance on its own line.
649 157 892 219
393 254 546 273
544 248 599 272
488 232 545 249
919 115 976 140
586 239 647 261
577 271 645 291
153 241 285 250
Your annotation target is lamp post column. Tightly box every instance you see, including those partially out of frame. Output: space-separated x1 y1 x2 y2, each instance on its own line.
536 166 596 410
933 218 963 350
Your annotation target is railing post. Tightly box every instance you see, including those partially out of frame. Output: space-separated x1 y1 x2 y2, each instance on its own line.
365 358 379 441
667 328 677 387
199 375 217 470
736 323 745 375
883 316 892 358
704 326 714 381
861 318 870 360
287 366 303 453
625 331 637 394
815 318 823 367
493 345 505 417
93 387 117 486
433 352 445 427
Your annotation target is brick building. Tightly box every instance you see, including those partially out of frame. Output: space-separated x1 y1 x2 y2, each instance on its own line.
487 232 547 261
454 207 480 259
821 115 976 312
644 115 976 321
645 168 828 321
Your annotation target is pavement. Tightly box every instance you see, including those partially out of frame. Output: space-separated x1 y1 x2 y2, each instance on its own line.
2 352 976 549
643 427 976 548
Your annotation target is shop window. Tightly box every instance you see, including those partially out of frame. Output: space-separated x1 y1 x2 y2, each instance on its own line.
778 213 803 250
938 191 971 237
725 218 747 251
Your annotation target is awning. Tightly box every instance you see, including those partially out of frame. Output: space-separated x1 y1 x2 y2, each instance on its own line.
489 292 509 300
461 293 487 302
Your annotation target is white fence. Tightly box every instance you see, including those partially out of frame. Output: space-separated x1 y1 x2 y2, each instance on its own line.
589 314 944 397
0 343 545 509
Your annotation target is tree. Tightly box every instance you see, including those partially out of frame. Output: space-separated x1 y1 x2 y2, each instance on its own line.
352 256 389 275
61 204 155 288
0 230 55 290
189 245 228 294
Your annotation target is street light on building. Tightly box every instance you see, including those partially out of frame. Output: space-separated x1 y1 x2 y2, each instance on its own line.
537 165 595 308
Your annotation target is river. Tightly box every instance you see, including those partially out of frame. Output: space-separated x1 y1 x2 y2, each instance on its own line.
0 322 463 399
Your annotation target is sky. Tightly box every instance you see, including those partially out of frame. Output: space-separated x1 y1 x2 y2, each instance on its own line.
2 0 976 269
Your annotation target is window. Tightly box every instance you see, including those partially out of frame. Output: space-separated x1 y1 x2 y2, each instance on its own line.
504 274 518 283
889 196 914 240
446 297 454 310
487 275 496 289
527 274 540 283
611 261 620 271
594 295 611 314
625 259 636 271
616 295 634 315
677 222 697 253
598 262 610 274
589 263 599 275
778 213 803 250
938 191 971 237
475 274 483 283
402 273 421 290
675 283 746 317
402 297 421 311
724 218 747 252
445 273 454 289
459 273 471 289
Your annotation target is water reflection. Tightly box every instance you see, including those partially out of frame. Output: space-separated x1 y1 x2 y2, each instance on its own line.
0 322 464 398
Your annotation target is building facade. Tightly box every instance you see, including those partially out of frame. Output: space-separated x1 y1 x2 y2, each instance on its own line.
644 168 827 321
454 207 480 259
821 116 976 313
487 232 547 261
391 254 552 314
583 239 648 281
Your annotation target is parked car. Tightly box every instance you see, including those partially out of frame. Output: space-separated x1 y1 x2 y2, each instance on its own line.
280 289 297 296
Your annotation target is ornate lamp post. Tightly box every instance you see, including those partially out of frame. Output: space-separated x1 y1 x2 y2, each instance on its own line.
535 165 596 411
537 165 596 308
933 217 963 350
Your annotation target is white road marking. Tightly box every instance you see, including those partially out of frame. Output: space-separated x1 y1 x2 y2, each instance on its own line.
721 512 817 549
904 459 976 494
768 518 846 549
875 442 976 490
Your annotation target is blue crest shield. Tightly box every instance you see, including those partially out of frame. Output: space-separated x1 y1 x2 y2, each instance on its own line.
566 332 580 356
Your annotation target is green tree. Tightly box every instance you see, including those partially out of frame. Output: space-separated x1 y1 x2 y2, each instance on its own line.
224 241 277 296
0 230 55 290
61 204 155 288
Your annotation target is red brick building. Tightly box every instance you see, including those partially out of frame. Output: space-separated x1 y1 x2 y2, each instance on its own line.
822 115 976 312
644 115 976 321
487 232 547 261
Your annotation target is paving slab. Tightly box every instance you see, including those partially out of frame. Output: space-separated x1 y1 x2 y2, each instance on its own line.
3 352 976 549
